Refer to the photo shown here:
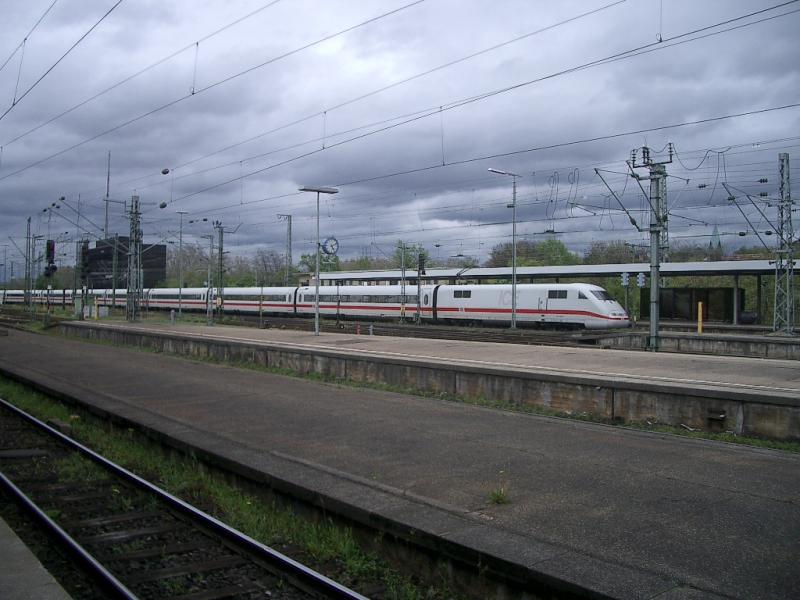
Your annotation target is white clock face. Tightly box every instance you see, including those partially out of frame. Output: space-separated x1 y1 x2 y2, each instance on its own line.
322 237 339 255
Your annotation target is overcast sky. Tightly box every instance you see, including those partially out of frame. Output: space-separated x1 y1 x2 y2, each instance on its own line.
0 0 798 272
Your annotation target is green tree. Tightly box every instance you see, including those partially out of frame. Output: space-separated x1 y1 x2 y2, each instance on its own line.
254 249 293 285
485 239 578 267
393 240 429 270
668 243 711 263
297 252 340 274
583 240 635 264
167 242 211 287
340 255 393 270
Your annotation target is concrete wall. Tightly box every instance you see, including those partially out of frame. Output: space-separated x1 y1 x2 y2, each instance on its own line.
60 323 800 441
597 332 800 359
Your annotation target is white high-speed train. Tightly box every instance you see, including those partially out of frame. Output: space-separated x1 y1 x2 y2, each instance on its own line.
1 282 630 329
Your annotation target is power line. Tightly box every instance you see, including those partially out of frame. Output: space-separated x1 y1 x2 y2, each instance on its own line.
0 0 425 181
143 133 795 231
0 0 285 148
147 2 800 205
8 0 793 192
103 0 631 195
0 1 124 122
0 0 59 75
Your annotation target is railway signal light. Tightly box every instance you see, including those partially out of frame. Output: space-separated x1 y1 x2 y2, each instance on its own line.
46 239 55 263
621 272 630 287
636 273 646 288
80 240 90 281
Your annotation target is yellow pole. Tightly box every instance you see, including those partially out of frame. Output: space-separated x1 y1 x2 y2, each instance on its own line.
697 301 703 334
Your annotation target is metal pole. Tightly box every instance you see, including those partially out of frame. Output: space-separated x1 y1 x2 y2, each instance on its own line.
104 151 111 238
216 221 224 320
774 152 794 333
488 168 520 328
400 242 406 322
177 211 186 316
25 218 31 309
206 235 213 325
416 252 423 324
298 185 337 334
648 164 665 351
278 214 292 286
112 235 118 310
315 192 320 336
259 277 264 328
511 176 517 329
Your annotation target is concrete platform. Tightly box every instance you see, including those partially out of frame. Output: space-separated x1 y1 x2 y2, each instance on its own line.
0 327 799 599
60 321 800 439
0 516 72 600
597 328 800 359
68 320 800 394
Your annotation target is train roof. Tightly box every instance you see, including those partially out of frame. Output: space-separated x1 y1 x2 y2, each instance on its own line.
316 260 785 283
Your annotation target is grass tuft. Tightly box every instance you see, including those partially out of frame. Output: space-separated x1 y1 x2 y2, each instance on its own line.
0 376 440 599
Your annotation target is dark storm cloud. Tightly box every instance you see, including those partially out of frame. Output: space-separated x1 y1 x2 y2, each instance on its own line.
0 0 797 267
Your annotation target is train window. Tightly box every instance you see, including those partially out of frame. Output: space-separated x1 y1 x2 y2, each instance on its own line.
578 291 587 299
423 294 429 304
548 290 568 299
591 290 613 301
454 290 463 298
462 291 471 299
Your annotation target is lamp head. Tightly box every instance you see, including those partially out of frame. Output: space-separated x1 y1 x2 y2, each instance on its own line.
298 186 338 194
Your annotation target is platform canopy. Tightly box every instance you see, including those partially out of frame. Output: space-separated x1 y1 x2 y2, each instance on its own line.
315 260 787 284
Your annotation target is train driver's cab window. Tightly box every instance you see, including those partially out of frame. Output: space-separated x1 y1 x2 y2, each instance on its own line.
453 290 472 298
578 291 587 299
548 290 568 299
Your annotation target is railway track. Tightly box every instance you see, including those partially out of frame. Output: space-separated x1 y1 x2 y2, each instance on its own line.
0 397 367 600
0 311 64 330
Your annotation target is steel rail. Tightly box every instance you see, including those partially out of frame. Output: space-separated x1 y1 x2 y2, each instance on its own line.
0 472 139 600
0 397 370 600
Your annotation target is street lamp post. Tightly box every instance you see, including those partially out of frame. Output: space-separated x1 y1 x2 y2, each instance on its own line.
488 168 521 328
176 211 187 316
298 185 339 336
201 233 214 325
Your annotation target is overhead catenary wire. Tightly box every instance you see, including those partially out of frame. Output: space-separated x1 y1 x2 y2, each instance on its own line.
3 0 795 191
136 2 800 206
0 0 286 148
0 0 59 75
1 0 627 192
125 132 792 252
0 0 426 181
0 0 124 122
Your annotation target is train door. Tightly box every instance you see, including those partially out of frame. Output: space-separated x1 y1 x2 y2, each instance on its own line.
537 295 546 324
422 288 432 320
546 289 568 324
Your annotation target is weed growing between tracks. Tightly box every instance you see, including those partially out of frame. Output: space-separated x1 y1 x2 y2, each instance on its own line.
0 377 454 600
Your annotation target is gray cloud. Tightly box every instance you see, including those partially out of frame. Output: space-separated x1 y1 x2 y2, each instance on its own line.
0 0 797 271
